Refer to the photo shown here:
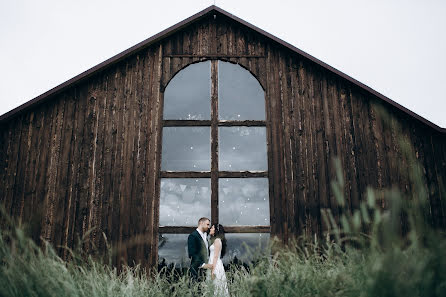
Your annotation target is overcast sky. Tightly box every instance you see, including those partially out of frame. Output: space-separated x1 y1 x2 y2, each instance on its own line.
1 0 445 128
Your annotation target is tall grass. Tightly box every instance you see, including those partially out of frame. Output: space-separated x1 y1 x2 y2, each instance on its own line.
0 221 208 297
2 172 445 297
1 110 445 296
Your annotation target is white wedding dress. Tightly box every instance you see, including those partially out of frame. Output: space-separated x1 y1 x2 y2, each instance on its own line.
207 239 230 296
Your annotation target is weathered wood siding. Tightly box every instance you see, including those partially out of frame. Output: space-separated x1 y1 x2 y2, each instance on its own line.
0 45 164 269
1 13 445 269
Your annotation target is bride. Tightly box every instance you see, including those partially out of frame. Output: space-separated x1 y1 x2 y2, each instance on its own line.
203 224 230 296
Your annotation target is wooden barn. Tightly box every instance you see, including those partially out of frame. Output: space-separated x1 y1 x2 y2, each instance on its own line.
1 6 445 270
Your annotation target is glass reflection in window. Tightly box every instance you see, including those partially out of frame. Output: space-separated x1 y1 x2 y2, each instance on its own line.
161 127 211 171
160 178 211 226
163 61 211 120
221 233 270 264
219 127 267 171
219 178 269 225
158 234 190 268
218 61 265 121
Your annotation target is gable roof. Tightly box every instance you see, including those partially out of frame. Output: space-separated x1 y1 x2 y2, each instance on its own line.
1 5 444 133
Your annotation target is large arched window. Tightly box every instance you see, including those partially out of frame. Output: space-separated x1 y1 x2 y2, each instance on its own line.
158 60 269 267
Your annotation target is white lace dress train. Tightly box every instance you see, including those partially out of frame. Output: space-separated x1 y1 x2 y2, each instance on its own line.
207 241 230 296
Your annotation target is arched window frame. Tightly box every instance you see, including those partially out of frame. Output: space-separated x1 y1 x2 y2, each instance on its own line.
157 59 271 248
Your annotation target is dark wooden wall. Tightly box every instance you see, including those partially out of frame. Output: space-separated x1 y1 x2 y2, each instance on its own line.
0 45 164 268
1 13 445 269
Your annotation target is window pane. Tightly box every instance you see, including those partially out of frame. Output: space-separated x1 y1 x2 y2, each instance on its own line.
222 233 270 265
158 234 190 268
158 233 269 268
161 127 210 171
218 61 265 120
163 61 211 120
219 127 267 171
160 178 211 226
219 178 269 225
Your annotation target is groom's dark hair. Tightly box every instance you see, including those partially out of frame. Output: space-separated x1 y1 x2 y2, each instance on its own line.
198 217 210 225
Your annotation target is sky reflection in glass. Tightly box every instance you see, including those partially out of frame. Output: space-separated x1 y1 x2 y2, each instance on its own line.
222 233 270 264
219 178 269 225
219 127 267 171
158 234 190 268
218 61 265 120
160 178 211 226
161 127 210 171
163 61 211 120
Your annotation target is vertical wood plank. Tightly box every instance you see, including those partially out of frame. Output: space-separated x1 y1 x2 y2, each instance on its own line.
41 97 65 242
53 92 76 255
290 58 305 235
278 53 292 241
284 56 297 236
109 63 126 266
142 48 157 268
59 89 79 260
306 64 319 237
151 43 164 267
12 112 33 221
296 59 310 237
320 73 337 228
312 68 328 236
211 60 219 225
343 86 360 210
3 117 24 217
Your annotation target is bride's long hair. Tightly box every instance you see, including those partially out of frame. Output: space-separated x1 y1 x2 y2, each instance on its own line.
211 224 227 257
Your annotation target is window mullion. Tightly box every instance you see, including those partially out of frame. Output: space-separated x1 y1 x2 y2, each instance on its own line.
211 60 219 225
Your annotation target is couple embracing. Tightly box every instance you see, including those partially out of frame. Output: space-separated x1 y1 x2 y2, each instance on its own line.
188 217 229 296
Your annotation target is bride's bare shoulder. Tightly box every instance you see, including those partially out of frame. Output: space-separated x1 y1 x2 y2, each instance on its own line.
214 238 222 245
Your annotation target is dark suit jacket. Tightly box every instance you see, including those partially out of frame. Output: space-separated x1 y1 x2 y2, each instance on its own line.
187 230 209 279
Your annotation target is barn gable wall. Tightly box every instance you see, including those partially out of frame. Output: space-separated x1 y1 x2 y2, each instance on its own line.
1 12 445 269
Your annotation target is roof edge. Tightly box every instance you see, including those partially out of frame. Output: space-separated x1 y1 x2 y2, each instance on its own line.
1 5 444 133
211 6 446 134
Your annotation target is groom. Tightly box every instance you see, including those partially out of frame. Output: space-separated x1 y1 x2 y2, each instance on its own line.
188 217 210 282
